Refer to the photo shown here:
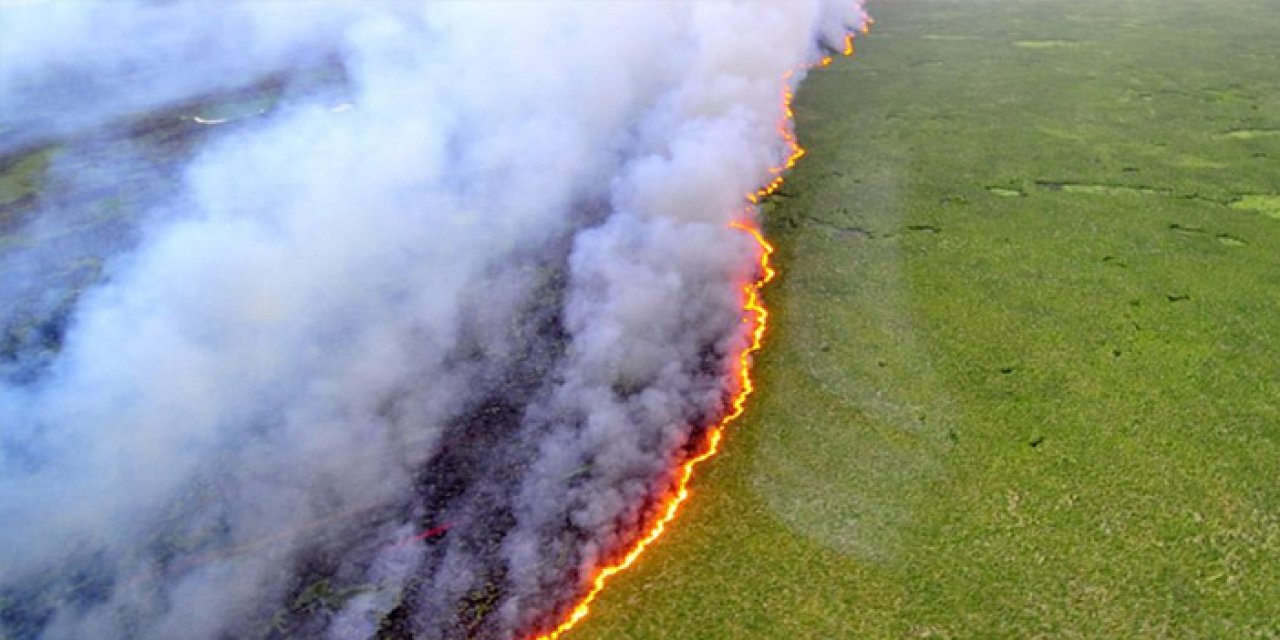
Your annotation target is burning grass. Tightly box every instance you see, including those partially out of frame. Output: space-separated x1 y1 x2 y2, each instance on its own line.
570 0 1280 637
0 11 851 636
1 1 1275 637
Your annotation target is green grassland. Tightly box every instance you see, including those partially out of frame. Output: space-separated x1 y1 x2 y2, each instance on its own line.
576 1 1279 638
2 1 1276 637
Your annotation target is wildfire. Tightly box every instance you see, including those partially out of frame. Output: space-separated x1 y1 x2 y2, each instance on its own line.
530 19 866 640
532 220 773 640
748 21 862 205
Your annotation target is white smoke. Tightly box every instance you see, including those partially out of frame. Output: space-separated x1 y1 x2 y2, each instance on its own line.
0 2 867 638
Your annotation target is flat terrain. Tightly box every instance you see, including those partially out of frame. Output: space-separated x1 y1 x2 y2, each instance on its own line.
3 1 1277 638
575 1 1280 638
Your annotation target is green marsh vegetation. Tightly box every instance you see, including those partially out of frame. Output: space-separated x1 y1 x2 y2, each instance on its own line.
576 1 1279 638
1 1 1275 637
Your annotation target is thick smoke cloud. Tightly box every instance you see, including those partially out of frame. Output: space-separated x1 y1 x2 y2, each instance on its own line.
0 2 867 638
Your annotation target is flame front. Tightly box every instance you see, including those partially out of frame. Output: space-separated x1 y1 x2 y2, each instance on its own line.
532 222 773 640
748 21 861 206
530 20 866 640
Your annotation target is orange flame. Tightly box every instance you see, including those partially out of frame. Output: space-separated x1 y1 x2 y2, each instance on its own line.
530 17 868 640
748 75 804 205
531 221 773 640
746 12 871 207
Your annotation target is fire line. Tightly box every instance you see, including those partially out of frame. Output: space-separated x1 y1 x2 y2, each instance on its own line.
532 221 773 640
530 23 864 640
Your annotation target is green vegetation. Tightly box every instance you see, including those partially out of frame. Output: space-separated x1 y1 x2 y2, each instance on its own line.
576 1 1279 638
0 150 53 205
1232 195 1280 220
2 2 1275 637
1219 130 1280 141
0 147 55 228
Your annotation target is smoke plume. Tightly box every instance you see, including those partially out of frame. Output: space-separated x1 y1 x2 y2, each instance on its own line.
0 2 867 638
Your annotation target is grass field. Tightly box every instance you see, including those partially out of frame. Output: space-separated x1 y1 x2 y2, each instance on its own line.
2 1 1276 638
573 1 1280 638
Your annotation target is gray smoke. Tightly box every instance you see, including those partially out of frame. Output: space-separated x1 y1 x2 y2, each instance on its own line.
0 2 868 638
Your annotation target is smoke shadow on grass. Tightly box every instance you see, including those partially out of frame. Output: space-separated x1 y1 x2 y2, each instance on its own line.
749 150 955 563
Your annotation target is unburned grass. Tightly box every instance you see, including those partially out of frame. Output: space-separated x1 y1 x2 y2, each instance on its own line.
575 1 1280 638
